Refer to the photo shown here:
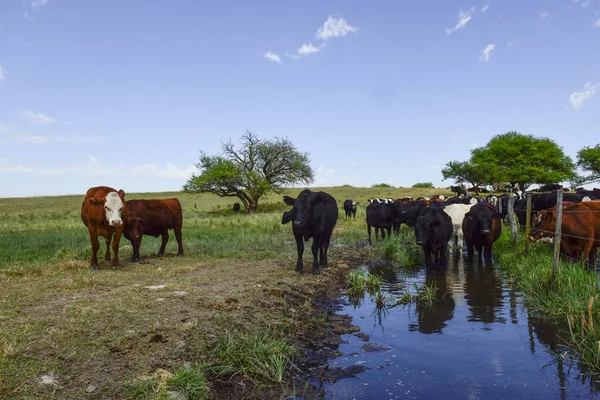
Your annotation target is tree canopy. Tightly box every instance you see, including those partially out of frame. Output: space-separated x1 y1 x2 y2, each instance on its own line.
184 130 314 213
441 161 499 195
468 131 575 191
576 144 600 184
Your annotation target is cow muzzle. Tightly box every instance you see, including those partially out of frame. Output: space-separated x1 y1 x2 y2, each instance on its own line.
415 240 423 246
481 229 491 235
110 219 123 227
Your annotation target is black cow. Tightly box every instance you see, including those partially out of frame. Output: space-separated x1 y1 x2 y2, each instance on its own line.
367 202 400 243
393 200 428 233
531 190 592 211
450 185 468 197
574 188 600 200
282 190 338 274
343 199 359 220
233 203 241 213
538 183 563 192
414 207 453 267
445 195 477 206
462 203 502 264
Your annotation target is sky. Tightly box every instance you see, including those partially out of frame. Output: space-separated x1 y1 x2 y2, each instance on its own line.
0 0 599 198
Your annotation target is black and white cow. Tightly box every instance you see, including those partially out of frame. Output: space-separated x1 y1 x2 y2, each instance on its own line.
282 190 338 275
343 199 359 220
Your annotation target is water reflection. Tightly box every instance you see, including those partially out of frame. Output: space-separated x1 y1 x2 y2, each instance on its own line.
408 268 455 334
464 263 506 324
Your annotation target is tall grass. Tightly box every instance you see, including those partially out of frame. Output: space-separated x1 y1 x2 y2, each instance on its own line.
494 229 600 370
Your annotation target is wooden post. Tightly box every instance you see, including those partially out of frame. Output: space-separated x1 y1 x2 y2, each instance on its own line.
508 193 518 242
498 196 503 215
524 194 532 255
552 190 563 283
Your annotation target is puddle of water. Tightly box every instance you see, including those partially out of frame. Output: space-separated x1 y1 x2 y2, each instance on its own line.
314 256 600 400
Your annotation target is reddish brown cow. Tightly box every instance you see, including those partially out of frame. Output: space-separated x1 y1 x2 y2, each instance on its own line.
81 186 126 269
123 199 183 261
462 202 502 263
529 201 600 267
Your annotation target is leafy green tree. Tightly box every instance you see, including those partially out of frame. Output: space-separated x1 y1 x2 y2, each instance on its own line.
576 144 600 184
184 130 314 213
441 161 498 195
372 183 393 188
412 182 434 188
470 131 575 191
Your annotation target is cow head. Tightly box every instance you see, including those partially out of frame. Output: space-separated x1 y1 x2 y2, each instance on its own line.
528 209 555 242
89 189 125 227
415 213 439 246
464 205 500 235
283 190 322 228
124 215 144 240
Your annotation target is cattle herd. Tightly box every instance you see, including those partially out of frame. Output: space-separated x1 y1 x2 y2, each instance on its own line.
80 185 600 273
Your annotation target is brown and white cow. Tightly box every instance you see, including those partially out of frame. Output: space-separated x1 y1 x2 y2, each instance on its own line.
123 198 184 261
81 186 126 269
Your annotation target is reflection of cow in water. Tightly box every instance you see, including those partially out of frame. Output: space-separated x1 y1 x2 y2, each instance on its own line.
408 268 455 334
464 264 504 324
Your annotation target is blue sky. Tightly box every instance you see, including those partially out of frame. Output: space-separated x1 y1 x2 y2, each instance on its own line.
0 0 599 197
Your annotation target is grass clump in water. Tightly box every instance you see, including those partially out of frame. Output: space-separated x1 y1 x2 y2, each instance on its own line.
397 282 437 306
347 270 382 297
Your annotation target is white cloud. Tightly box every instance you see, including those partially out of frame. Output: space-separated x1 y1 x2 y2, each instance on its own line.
446 7 475 35
0 156 195 179
316 16 358 40
264 52 281 64
595 18 600 27
25 11 34 21
0 65 5 82
481 4 490 12
570 0 591 7
31 0 51 10
569 82 599 110
539 10 549 18
22 110 57 125
479 44 496 62
297 42 321 56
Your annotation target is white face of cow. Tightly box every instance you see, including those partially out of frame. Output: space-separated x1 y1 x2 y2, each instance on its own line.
104 192 124 227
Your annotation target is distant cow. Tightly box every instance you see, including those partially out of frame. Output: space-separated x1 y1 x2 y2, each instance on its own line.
233 203 241 213
462 203 502 264
343 199 359 220
367 201 401 242
123 199 184 262
415 207 453 267
393 200 427 233
81 186 126 269
282 190 338 274
450 185 468 197
538 183 563 192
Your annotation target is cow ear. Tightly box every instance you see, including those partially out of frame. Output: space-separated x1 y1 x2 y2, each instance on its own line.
89 197 105 205
281 210 292 225
283 196 295 206
118 189 126 199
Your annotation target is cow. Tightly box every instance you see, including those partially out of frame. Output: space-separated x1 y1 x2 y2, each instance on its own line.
443 203 474 250
529 201 600 267
393 200 428 233
368 198 394 204
450 185 468 197
343 199 359 220
123 199 184 262
445 195 478 206
282 190 338 274
233 203 241 213
531 190 591 212
538 183 563 192
367 201 401 242
81 186 126 269
462 203 502 264
575 188 600 200
414 207 453 267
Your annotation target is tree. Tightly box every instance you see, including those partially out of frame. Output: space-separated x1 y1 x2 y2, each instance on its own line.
576 144 600 184
441 161 498 195
470 131 575 191
184 130 314 213
412 182 434 188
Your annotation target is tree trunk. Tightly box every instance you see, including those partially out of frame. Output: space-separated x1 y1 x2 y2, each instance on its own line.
248 197 259 213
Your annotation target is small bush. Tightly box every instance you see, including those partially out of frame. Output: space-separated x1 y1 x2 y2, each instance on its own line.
371 183 393 188
411 182 434 188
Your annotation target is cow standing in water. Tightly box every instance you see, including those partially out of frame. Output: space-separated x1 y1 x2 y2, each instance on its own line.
282 190 338 274
414 207 453 267
462 203 502 264
81 186 126 269
123 198 184 262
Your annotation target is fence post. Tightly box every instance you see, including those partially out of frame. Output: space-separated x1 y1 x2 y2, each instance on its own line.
552 190 563 283
524 194 532 255
508 193 518 242
498 196 503 215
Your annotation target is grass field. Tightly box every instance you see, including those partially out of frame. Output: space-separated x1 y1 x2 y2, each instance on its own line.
0 186 442 399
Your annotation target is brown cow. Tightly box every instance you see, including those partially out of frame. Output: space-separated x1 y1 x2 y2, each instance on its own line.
529 201 600 267
81 186 126 269
462 202 502 263
123 199 183 261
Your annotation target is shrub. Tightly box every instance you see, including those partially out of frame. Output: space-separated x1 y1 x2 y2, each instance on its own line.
412 182 434 188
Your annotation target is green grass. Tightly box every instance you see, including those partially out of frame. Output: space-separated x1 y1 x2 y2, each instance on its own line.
396 281 438 305
494 229 600 370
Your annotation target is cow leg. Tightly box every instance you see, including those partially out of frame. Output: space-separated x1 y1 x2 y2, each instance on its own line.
89 232 100 269
174 226 184 256
386 227 392 239
440 246 447 268
158 231 169 257
368 225 372 245
466 242 474 263
320 235 331 268
311 238 320 275
423 245 431 267
483 244 493 264
353 212 356 220
111 231 121 269
589 248 598 270
131 239 141 262
104 236 112 262
295 234 304 273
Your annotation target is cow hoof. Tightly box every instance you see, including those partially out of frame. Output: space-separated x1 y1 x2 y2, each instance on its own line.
312 270 320 275
296 270 304 275
113 266 120 270
90 266 98 271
